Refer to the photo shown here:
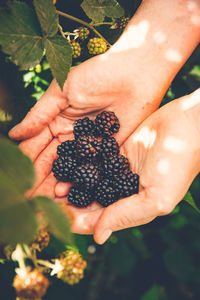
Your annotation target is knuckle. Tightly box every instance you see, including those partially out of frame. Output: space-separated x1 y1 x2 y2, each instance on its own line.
155 197 174 216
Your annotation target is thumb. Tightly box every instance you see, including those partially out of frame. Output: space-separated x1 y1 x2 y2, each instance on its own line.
94 192 156 244
9 80 68 140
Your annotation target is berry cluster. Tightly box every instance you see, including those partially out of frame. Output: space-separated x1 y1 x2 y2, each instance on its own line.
52 111 139 207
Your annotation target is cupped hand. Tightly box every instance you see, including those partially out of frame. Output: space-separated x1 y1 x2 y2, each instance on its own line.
67 89 200 244
8 50 162 199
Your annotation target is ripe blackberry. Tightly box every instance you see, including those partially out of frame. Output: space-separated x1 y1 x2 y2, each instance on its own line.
57 140 76 157
95 111 120 137
95 179 120 207
73 117 95 139
115 171 139 197
71 40 81 58
74 164 99 189
13 269 49 299
101 137 119 159
68 186 93 207
57 249 87 285
87 37 107 55
76 135 101 161
52 156 78 182
102 155 130 178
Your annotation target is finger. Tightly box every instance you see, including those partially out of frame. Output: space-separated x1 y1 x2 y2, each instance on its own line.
94 192 156 244
55 182 72 197
9 80 68 140
54 197 103 234
19 127 53 162
27 138 60 197
31 172 58 198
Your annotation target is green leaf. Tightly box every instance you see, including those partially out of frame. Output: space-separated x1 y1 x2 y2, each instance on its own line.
44 36 72 89
0 137 35 195
81 0 124 22
140 285 164 300
183 191 200 213
0 202 37 246
33 0 58 37
0 1 43 69
32 196 73 245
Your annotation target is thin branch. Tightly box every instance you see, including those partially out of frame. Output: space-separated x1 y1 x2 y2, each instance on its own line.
56 10 111 47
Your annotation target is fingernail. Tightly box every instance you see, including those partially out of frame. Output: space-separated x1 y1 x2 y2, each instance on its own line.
98 229 112 244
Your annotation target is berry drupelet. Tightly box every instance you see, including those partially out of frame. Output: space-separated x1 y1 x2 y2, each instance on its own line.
95 111 120 137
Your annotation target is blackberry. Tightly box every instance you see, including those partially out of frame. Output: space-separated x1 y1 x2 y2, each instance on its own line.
68 187 93 207
101 137 119 159
95 111 120 137
95 179 120 207
76 135 101 161
74 164 99 189
13 269 49 299
115 171 139 197
87 37 107 55
102 155 130 178
52 156 78 182
31 228 50 252
57 140 76 157
71 40 81 58
73 117 95 139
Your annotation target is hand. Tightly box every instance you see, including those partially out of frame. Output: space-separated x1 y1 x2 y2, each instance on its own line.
67 89 200 244
9 0 200 199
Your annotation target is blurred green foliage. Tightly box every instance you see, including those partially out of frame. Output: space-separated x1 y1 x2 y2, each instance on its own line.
0 0 200 299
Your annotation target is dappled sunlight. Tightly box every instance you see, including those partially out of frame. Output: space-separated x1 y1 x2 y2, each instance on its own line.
132 126 157 149
157 159 170 175
165 49 182 62
153 31 166 44
187 1 200 26
163 136 186 153
180 88 200 110
109 20 150 53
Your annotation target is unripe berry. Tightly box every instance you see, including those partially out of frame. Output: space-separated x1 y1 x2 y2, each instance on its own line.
71 41 81 58
87 38 107 55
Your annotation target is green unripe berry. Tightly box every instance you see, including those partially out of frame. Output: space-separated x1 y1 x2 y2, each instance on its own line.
87 38 107 55
71 41 81 58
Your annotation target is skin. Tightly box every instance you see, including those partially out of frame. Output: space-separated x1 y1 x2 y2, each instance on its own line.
8 0 200 241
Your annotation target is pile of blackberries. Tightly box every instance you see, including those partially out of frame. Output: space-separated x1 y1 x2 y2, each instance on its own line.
52 111 139 207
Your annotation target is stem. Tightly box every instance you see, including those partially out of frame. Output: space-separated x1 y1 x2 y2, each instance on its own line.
37 259 55 269
93 22 113 26
56 10 111 47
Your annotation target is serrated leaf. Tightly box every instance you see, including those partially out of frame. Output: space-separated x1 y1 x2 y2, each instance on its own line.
0 202 37 246
81 0 124 22
32 196 73 245
0 137 35 194
183 191 200 213
0 1 43 69
44 36 72 89
33 0 58 37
